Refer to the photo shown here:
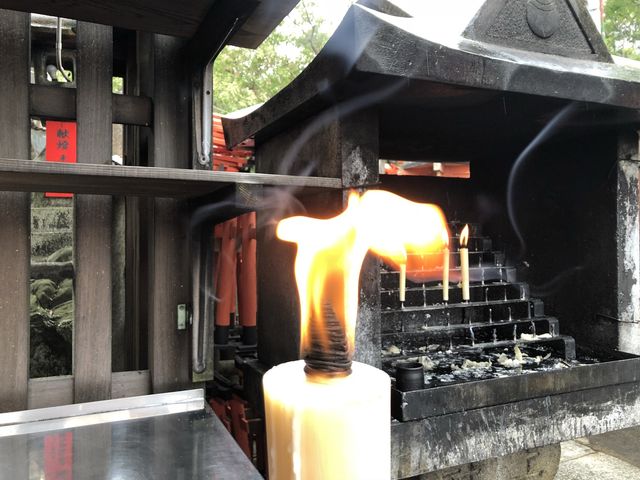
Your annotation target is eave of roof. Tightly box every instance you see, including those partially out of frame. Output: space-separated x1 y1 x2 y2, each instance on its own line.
223 4 640 148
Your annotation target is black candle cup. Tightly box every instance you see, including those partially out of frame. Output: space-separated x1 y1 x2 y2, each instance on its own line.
395 361 424 391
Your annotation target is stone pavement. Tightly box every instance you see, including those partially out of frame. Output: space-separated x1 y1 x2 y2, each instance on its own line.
557 427 640 480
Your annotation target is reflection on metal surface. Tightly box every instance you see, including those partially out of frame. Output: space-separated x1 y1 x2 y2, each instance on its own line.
0 389 260 479
0 389 204 437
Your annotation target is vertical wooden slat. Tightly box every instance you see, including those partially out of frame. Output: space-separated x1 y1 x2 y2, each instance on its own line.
74 22 113 402
124 31 142 371
0 10 31 413
111 197 127 371
135 31 154 371
145 35 191 392
145 35 191 477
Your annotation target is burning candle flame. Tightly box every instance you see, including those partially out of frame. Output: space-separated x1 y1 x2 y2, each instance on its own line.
442 228 449 247
277 190 448 358
460 224 469 248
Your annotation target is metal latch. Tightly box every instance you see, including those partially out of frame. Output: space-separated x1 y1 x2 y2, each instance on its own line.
177 304 189 330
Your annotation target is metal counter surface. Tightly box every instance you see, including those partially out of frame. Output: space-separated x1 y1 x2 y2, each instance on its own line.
0 389 262 479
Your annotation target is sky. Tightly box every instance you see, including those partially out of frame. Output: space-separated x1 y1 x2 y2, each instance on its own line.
310 0 354 34
295 0 604 36
269 0 354 61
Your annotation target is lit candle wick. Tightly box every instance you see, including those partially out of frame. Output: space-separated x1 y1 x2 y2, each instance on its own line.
460 224 470 302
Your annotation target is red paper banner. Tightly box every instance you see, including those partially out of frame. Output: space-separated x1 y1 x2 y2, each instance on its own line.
45 121 77 198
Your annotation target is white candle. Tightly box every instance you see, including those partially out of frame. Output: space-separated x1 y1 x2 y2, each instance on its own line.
399 263 406 305
460 224 470 301
263 360 390 480
443 244 449 302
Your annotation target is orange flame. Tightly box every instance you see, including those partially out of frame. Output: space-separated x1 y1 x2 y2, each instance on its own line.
277 190 449 357
460 224 469 248
441 228 449 248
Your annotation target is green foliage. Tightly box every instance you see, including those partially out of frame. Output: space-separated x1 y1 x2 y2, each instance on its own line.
112 76 124 94
30 247 74 378
604 0 640 60
213 0 329 114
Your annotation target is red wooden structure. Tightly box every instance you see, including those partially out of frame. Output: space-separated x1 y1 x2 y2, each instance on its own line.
212 114 253 172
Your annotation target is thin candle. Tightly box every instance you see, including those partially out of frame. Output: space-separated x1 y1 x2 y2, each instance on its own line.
460 224 470 301
399 263 406 307
442 231 449 303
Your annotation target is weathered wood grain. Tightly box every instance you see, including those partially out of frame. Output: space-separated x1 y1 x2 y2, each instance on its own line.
27 371 150 409
0 10 30 414
0 157 341 197
0 0 212 38
124 36 144 371
111 370 150 398
73 22 113 403
29 84 152 126
0 0 297 48
28 376 74 409
145 35 192 393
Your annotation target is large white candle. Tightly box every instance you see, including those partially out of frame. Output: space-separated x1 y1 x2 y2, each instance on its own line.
263 360 390 480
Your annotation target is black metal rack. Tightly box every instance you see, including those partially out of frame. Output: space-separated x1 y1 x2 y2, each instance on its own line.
382 222 640 423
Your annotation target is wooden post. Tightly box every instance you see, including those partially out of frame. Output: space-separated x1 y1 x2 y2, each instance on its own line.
74 22 113 403
255 109 381 367
0 10 31 413
140 34 191 392
328 111 381 368
136 31 192 477
124 32 143 371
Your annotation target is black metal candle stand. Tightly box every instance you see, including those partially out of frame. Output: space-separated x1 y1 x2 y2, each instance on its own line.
382 222 639 422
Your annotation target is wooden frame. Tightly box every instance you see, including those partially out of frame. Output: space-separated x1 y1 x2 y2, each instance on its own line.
28 371 151 409
73 21 113 403
0 9 30 413
0 158 341 197
0 5 338 413
30 84 152 126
